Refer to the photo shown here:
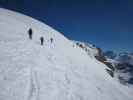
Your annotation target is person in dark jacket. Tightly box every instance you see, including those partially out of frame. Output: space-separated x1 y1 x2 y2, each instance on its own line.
28 28 33 40
50 38 53 43
40 36 44 45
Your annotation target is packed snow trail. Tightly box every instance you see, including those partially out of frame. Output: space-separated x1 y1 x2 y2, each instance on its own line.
0 8 133 100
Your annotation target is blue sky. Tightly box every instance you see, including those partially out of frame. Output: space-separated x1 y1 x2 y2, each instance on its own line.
0 0 133 52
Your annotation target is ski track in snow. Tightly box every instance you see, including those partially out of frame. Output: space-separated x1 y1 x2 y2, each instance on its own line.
27 70 39 100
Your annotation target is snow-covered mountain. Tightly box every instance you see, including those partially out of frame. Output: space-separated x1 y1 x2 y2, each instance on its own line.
115 52 133 65
103 51 117 59
0 8 132 100
72 41 98 58
104 51 133 85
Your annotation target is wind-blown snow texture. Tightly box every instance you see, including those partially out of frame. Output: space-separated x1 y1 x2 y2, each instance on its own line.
0 8 132 100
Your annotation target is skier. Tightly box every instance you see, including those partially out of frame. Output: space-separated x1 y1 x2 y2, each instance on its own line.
28 28 33 40
40 36 44 45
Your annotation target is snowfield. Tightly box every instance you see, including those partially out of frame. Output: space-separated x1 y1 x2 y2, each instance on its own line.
0 8 132 100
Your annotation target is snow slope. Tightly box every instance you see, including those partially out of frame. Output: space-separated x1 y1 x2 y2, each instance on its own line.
0 8 132 100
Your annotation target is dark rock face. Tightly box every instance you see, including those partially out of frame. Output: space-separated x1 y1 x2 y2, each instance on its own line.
106 68 114 77
95 47 107 63
105 62 115 71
